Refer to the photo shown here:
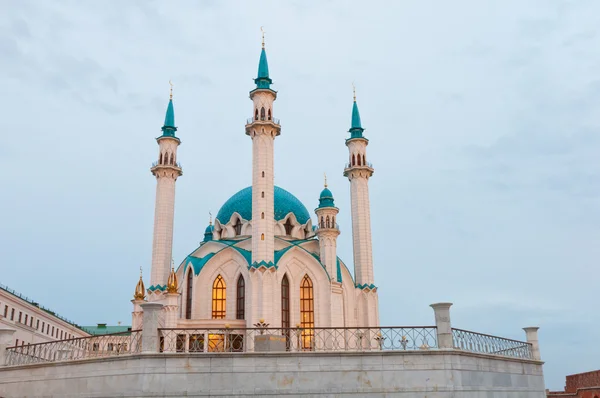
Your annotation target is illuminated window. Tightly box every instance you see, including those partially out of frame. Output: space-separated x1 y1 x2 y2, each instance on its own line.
236 275 245 320
185 270 193 319
300 275 314 350
261 233 264 240
212 275 226 319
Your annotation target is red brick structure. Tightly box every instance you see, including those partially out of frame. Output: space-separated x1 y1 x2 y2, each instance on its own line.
548 370 600 398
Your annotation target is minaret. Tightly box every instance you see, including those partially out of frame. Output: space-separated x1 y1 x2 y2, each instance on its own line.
149 83 183 289
315 175 340 280
245 30 281 267
131 268 146 331
343 87 375 288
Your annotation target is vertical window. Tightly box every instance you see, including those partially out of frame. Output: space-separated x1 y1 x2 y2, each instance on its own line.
357 154 362 166
186 270 193 320
36 320 39 329
261 212 265 219
261 191 264 198
18 312 22 323
233 219 242 235
10 308 14 320
320 216 324 228
24 314 28 324
282 274 290 350
300 275 315 350
159 153 163 164
52 326 55 336
236 275 245 320
29 317 33 327
352 154 356 166
262 171 265 177
284 218 294 235
261 233 264 240
268 109 272 120
326 216 330 228
260 107 266 120
212 275 226 319
255 108 259 120
363 154 366 165
3 305 7 317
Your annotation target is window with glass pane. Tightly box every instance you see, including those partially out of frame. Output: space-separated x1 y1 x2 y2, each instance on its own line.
282 274 291 350
185 270 193 319
236 276 245 320
212 275 226 319
300 274 314 350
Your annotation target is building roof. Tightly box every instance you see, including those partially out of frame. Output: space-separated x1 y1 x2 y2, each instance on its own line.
82 324 132 335
254 48 273 89
349 100 365 139
160 98 177 138
317 187 335 209
215 186 311 225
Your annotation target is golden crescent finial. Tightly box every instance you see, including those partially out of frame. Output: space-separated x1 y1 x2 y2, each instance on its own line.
324 173 328 188
169 80 174 100
352 82 356 102
260 26 265 48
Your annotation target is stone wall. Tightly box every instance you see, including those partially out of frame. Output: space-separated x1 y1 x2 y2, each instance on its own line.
0 350 545 397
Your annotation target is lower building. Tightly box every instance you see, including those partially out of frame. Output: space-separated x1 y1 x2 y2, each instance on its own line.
548 370 600 398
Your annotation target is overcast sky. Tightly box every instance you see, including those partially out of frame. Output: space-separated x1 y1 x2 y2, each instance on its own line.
1 0 599 389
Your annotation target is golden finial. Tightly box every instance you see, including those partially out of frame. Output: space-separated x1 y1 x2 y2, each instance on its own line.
352 82 356 102
324 173 328 188
169 80 174 100
260 26 265 49
209 211 212 226
167 266 178 294
134 267 145 300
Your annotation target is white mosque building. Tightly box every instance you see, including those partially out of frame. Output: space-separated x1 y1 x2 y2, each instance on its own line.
132 39 379 335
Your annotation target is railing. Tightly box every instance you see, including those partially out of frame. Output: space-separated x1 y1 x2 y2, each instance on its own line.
452 328 533 359
5 330 142 366
157 326 438 353
246 117 280 125
344 161 374 169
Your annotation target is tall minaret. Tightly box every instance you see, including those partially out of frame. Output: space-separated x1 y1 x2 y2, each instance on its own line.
343 87 375 288
245 31 281 267
315 175 340 280
149 83 183 289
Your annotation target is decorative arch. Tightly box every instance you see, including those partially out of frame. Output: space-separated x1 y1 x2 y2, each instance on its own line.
268 109 272 120
362 154 366 165
236 275 245 320
260 107 266 120
159 153 163 165
326 216 330 228
357 153 362 166
352 154 356 166
254 108 259 120
212 275 226 319
185 269 193 319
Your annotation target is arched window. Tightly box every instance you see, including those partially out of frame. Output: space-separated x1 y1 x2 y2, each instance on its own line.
185 270 193 319
233 219 242 236
261 191 264 198
320 216 324 228
300 275 314 350
326 216 330 228
260 107 266 120
357 154 361 166
261 212 265 219
159 153 163 164
268 109 272 120
261 233 264 240
236 275 245 320
170 153 175 165
262 171 265 177
212 275 226 319
362 154 366 165
284 218 294 235
282 275 290 349
255 108 259 120
332 216 335 228
352 154 356 166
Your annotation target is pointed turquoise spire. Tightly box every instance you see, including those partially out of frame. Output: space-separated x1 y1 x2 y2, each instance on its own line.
161 82 177 137
349 85 364 138
254 28 272 89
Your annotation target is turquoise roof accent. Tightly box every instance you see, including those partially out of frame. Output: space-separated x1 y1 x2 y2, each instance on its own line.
336 257 342 283
356 283 377 290
317 187 335 208
215 186 311 225
349 100 364 139
250 260 276 270
254 48 273 89
160 99 177 138
203 224 214 242
148 284 166 292
82 325 132 335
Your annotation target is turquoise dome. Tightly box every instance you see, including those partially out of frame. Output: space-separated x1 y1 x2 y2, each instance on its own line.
317 187 335 208
203 224 214 242
216 186 310 224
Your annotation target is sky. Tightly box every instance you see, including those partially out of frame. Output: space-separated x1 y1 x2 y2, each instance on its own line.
1 0 599 390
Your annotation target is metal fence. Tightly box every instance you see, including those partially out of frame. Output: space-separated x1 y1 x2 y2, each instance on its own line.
157 326 438 353
452 328 533 359
5 330 142 366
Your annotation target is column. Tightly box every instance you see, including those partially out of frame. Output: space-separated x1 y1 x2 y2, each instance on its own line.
430 302 453 349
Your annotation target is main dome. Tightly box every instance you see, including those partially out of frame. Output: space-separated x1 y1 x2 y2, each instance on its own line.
216 186 311 224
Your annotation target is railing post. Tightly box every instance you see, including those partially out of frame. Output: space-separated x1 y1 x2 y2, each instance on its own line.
0 327 16 366
523 327 541 360
430 302 453 349
140 302 163 353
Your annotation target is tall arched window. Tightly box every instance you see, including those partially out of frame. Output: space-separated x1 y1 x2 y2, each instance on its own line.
261 191 264 198
300 275 314 350
212 275 226 319
255 108 259 120
326 216 330 228
233 219 242 236
236 275 245 320
357 154 361 166
352 154 356 166
260 107 266 120
159 153 163 164
261 212 265 219
284 218 294 235
282 275 290 349
185 270 193 319
262 171 265 177
268 109 272 120
362 154 366 165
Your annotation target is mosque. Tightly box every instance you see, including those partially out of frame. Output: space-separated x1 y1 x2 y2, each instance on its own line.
132 37 379 335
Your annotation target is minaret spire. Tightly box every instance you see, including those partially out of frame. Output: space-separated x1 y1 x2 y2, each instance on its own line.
343 84 378 326
149 83 183 294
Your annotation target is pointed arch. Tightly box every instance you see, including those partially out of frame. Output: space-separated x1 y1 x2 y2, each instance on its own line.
236 275 245 320
357 154 362 166
362 154 366 166
233 218 242 236
260 107 266 120
332 216 335 228
159 153 163 165
212 275 226 319
352 154 356 166
254 108 259 120
326 216 330 228
284 217 294 235
185 269 193 319
300 274 314 350
268 109 272 120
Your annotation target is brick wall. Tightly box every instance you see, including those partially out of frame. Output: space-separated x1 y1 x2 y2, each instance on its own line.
547 370 600 398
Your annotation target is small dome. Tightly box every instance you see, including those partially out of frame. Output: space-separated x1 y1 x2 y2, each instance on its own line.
204 224 214 242
216 186 311 224
317 187 335 209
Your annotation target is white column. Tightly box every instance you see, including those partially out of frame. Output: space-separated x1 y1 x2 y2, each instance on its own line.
430 302 453 349
131 299 144 331
140 302 164 353
0 327 16 366
523 327 541 360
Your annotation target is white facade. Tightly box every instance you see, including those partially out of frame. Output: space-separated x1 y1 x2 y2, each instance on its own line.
138 44 379 333
0 286 90 348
